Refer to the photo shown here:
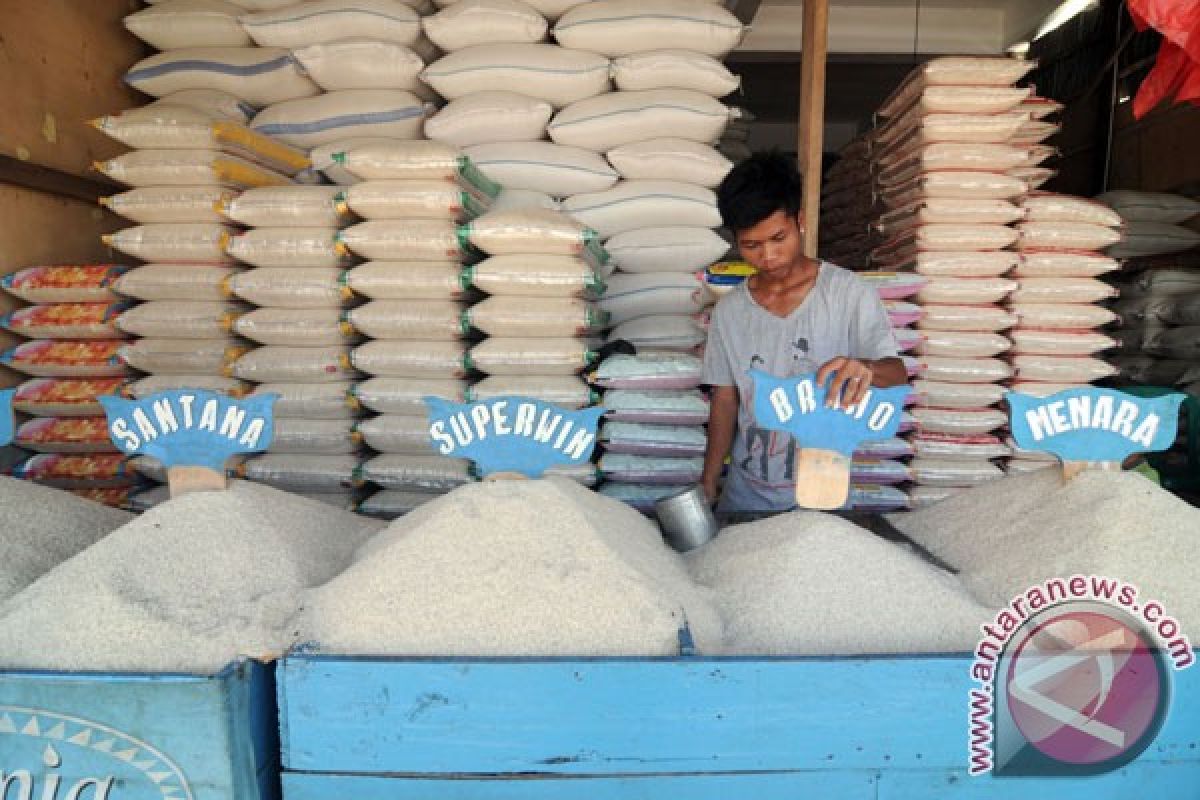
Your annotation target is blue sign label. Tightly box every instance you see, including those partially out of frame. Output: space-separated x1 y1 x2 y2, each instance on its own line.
0 388 12 447
99 390 276 471
749 369 911 455
1008 388 1184 463
424 395 604 478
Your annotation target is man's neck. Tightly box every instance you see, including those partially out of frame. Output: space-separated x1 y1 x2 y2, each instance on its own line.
752 256 820 293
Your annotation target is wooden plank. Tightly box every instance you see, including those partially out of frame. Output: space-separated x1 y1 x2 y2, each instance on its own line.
0 0 147 180
278 655 1200 777
0 155 120 205
0 659 278 800
282 770 879 800
798 0 829 258
876 762 1200 798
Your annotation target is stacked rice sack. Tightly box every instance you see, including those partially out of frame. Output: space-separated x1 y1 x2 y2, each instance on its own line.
592 353 708 512
1003 193 1122 474
1100 191 1200 394
0 266 136 506
317 140 498 517
820 136 874 270
865 57 1047 508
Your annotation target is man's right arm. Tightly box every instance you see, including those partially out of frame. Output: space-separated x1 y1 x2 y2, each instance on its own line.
701 384 737 503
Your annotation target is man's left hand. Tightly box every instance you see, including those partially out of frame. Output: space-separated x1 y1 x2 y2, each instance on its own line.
816 357 874 408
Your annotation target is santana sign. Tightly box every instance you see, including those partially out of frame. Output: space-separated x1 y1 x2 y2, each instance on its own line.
748 369 911 455
424 395 604 478
99 390 276 471
1007 388 1184 463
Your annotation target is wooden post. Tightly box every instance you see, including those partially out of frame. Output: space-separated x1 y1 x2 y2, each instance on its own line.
798 0 829 258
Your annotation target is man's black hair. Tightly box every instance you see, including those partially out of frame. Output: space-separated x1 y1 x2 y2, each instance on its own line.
716 151 804 233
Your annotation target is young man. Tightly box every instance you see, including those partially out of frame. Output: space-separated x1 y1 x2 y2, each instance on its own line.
701 152 907 513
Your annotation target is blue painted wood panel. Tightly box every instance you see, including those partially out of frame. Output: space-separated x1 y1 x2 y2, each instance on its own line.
278 654 1200 776
875 762 1200 799
0 659 279 800
282 770 879 800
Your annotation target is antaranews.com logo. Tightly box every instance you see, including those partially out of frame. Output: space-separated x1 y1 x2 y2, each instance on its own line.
968 575 1193 777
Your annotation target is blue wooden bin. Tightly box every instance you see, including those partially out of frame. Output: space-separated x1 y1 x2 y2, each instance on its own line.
277 653 1200 799
0 659 279 800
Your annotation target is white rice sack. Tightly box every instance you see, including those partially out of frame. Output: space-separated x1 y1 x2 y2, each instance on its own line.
124 47 320 106
1107 220 1200 259
119 337 248 374
422 44 611 108
878 197 1023 228
606 139 732 188
96 149 293 189
1009 303 1117 330
434 0 590 20
465 208 600 255
337 219 467 262
916 304 1016 333
1021 193 1122 227
253 381 360 419
554 0 744 58
915 356 1011 384
225 186 351 228
911 380 1007 409
905 251 1019 277
548 90 732 152
469 374 597 408
147 88 255 122
909 458 1004 488
909 435 1010 462
251 90 431 148
875 110 1028 149
346 300 466 340
686 511 987 655
232 346 358 383
606 226 729 273
241 0 420 48
490 188 560 212
564 181 720 238
113 264 237 302
611 50 739 97
1008 277 1118 304
467 295 606 336
91 105 309 176
271 418 361 455
425 91 554 147
423 0 548 51
1095 189 1200 224
0 481 380 672
1016 221 1122 252
1010 354 1118 383
1013 251 1118 278
341 180 490 222
883 170 1027 203
911 407 1007 436
601 272 713 325
913 330 1011 358
227 227 349 269
126 374 249 397
877 144 1029 185
469 336 595 375
466 141 618 196
608 313 706 350
468 254 604 297
292 40 427 92
104 224 235 264
354 377 468 414
352 340 470 377
320 141 496 195
233 308 357 346
240 454 364 492
345 261 468 300
308 137 400 185
356 415 435 455
116 301 242 339
361 454 471 491
1009 329 1115 356
904 224 1020 252
915 277 1016 305
101 186 236 225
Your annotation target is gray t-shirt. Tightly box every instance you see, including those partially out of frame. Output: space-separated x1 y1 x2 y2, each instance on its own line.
702 262 900 513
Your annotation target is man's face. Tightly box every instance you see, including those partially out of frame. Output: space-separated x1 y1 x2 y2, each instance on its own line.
734 210 804 277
